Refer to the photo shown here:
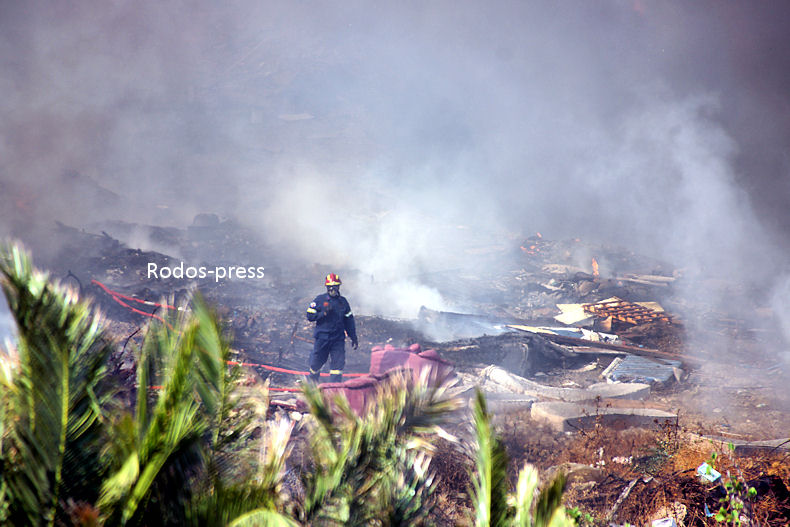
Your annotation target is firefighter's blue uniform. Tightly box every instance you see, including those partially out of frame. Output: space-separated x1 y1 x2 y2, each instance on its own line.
306 292 357 383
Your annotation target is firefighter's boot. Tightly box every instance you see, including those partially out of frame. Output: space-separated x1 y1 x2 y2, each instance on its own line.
330 370 343 384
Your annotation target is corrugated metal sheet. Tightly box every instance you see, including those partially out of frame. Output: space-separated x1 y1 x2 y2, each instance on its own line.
605 354 681 385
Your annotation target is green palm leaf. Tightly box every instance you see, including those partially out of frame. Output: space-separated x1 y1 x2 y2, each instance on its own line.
468 389 574 527
533 471 567 527
0 244 294 526
0 243 115 526
301 371 461 526
98 290 258 526
469 390 513 527
512 463 539 527
99 297 216 524
227 508 300 527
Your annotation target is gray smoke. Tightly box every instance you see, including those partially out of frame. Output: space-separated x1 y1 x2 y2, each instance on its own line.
1 1 790 337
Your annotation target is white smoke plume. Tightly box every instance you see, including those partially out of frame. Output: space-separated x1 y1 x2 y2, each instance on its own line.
1 0 789 339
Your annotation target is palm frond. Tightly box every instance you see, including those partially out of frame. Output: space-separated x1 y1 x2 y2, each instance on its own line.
227 508 300 527
300 370 461 526
512 463 539 527
467 389 574 527
0 244 289 526
0 243 115 525
188 482 290 527
255 414 295 499
469 389 513 527
186 400 296 527
388 450 437 527
533 471 567 527
99 293 229 525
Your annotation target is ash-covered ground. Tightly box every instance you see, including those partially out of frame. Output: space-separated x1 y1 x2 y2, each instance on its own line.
6 217 790 524
19 217 790 433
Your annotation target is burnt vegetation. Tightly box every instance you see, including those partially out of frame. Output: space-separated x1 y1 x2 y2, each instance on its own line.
1 224 790 525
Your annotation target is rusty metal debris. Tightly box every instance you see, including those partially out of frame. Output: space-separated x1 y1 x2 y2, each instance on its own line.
582 297 672 325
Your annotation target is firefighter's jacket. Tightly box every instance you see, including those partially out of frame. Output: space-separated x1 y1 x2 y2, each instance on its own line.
306 293 357 342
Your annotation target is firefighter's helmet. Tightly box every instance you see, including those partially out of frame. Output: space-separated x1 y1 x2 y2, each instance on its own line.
325 273 342 286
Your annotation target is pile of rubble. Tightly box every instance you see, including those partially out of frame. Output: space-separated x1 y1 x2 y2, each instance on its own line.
32 221 776 422
18 218 790 524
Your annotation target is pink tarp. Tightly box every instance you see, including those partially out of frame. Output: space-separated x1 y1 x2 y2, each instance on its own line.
316 344 455 415
318 375 383 416
368 343 453 385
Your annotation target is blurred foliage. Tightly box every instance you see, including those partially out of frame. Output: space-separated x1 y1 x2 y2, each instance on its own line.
0 242 573 526
468 390 574 527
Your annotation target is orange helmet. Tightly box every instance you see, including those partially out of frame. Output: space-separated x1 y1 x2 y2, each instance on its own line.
325 273 342 286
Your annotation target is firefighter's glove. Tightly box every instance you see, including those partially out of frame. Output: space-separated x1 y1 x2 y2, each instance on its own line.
351 338 358 350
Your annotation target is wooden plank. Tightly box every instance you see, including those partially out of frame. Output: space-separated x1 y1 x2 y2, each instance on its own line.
506 325 698 366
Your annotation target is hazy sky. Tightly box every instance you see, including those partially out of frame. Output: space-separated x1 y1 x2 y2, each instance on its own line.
1 1 790 328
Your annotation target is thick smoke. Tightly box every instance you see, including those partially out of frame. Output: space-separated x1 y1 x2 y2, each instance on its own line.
2 1 790 335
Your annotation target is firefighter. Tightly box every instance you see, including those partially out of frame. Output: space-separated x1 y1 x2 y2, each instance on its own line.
305 273 358 383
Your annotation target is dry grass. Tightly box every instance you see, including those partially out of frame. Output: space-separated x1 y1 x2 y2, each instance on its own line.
419 408 790 525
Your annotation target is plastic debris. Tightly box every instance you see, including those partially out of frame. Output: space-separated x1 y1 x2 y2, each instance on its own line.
697 462 722 483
